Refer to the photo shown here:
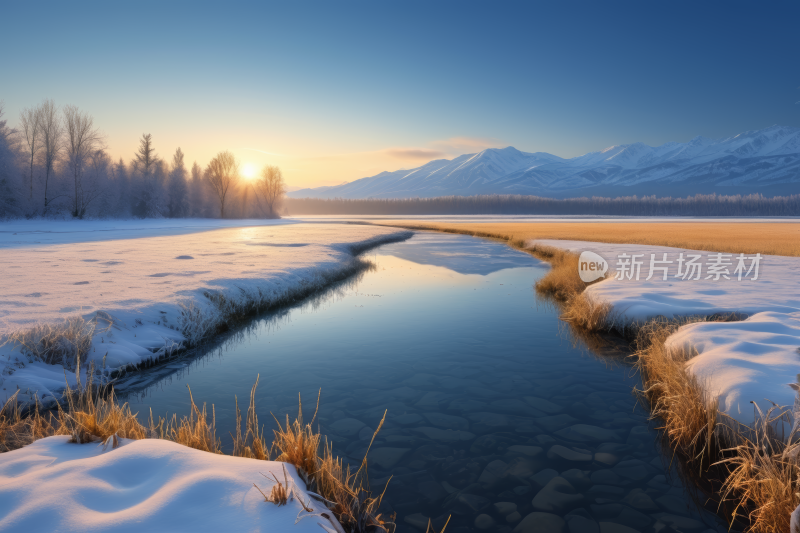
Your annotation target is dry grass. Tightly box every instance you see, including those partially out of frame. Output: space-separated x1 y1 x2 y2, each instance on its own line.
374 221 800 257
0 392 57 452
529 244 586 301
254 465 290 505
270 394 395 532
3 314 111 370
633 319 730 469
633 318 800 533
159 387 222 453
311 413 394 533
232 376 270 460
0 377 395 533
271 391 322 478
715 405 800 533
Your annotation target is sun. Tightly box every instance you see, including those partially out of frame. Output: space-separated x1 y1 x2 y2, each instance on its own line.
241 163 257 180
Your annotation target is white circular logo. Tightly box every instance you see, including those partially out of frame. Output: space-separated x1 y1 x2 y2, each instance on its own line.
578 251 608 283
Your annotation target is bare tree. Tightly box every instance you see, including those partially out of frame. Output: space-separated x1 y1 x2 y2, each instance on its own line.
63 105 104 218
19 105 42 199
253 165 286 217
205 151 239 218
38 99 64 213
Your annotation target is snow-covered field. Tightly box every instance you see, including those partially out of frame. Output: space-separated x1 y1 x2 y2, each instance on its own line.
535 239 800 426
0 220 412 407
0 436 341 532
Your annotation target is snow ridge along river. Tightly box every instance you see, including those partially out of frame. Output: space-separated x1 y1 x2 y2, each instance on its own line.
0 220 412 406
537 239 800 426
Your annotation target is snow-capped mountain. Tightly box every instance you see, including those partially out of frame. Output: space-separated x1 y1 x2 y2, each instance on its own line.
289 126 800 198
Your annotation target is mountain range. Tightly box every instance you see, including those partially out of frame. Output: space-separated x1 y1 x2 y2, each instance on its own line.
289 125 800 199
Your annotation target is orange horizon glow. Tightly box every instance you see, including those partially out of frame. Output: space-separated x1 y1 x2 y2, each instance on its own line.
98 128 505 191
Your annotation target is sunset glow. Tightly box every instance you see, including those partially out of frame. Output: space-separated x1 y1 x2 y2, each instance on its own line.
241 163 257 180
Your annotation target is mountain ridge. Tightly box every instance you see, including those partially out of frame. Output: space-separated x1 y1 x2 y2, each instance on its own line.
289 125 800 199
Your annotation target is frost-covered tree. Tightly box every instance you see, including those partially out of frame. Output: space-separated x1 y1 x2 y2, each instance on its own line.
253 165 285 218
131 133 164 217
19 104 42 200
113 158 131 217
38 100 64 214
132 133 158 177
63 105 104 218
166 148 190 218
188 161 209 217
205 151 240 218
85 149 115 217
0 102 22 218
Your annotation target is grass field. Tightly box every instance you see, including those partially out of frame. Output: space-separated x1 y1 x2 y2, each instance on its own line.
373 221 800 257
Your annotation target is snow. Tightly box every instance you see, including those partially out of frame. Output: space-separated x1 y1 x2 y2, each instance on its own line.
0 218 299 249
0 435 342 532
0 220 412 406
535 239 800 426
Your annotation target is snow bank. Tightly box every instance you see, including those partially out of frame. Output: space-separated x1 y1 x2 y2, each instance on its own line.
0 218 299 249
0 436 341 532
0 221 412 406
534 239 800 425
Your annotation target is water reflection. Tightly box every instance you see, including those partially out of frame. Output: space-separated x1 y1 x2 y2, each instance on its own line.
118 232 733 533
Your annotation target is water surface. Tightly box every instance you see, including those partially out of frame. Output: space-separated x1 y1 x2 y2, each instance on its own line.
120 232 731 533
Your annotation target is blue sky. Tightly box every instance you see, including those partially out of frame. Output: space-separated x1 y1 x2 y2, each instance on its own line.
1 0 798 187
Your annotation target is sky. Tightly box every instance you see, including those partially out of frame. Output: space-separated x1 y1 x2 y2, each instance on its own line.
1 1 798 189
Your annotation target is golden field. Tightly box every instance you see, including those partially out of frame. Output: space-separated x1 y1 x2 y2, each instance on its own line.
374 221 800 257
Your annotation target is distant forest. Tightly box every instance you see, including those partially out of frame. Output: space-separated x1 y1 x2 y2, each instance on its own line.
285 194 800 217
0 101 285 220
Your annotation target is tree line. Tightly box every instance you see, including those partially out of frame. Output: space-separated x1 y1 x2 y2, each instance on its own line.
0 100 286 219
285 194 800 216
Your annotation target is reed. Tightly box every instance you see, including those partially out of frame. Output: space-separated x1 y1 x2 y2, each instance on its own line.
716 405 800 533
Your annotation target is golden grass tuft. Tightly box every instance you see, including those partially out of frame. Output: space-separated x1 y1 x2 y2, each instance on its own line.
0 392 57 452
254 465 290 505
232 376 270 460
529 244 586 302
3 315 109 369
158 386 222 454
270 395 395 532
271 391 321 478
632 319 728 469
309 413 395 533
716 405 800 533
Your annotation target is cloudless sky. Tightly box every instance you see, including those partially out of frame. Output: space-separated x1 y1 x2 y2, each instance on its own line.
1 1 798 187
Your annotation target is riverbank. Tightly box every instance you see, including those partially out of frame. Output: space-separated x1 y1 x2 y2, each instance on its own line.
0 221 413 408
375 220 799 532
367 220 800 257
